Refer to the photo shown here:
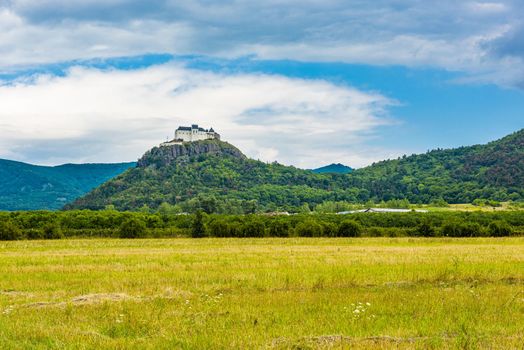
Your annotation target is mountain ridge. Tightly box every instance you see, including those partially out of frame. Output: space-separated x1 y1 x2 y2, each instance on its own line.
0 159 136 210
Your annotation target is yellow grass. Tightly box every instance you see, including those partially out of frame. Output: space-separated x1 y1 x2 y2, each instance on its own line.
0 237 523 349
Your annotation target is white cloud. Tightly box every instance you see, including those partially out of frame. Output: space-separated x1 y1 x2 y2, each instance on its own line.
0 64 396 168
0 1 523 87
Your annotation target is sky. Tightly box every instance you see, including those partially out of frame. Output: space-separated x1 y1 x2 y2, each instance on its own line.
0 1 523 168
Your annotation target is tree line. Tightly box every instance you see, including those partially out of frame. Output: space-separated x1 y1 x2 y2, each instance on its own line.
0 210 522 240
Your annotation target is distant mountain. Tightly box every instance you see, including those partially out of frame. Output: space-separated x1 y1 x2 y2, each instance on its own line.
0 159 135 210
67 130 524 212
312 163 353 174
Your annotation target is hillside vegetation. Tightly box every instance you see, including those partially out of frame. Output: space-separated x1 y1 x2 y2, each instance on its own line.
68 130 524 212
351 129 524 203
0 160 135 210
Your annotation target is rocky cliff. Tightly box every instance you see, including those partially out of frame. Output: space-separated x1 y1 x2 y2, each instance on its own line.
137 140 246 168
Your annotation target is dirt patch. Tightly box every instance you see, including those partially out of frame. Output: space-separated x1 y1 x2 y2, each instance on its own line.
23 293 138 309
270 335 438 349
0 290 33 297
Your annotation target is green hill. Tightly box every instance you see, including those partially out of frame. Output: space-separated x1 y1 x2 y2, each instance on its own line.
67 130 523 212
312 163 353 174
351 129 524 203
0 159 135 210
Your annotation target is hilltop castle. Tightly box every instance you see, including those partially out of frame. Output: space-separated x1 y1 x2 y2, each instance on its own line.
161 124 220 146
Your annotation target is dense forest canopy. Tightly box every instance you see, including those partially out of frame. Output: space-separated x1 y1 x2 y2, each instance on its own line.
0 160 136 210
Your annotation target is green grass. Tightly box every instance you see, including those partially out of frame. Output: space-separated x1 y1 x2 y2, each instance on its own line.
0 238 523 349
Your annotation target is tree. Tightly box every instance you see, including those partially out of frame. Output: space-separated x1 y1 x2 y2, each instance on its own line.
119 218 147 239
269 221 290 237
191 210 206 238
295 220 323 237
488 220 513 237
337 220 362 237
242 220 265 237
0 220 23 241
416 221 436 237
43 222 64 240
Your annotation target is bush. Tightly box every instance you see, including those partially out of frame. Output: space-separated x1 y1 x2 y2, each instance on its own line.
207 219 231 237
0 220 23 241
441 221 482 237
416 221 436 237
119 218 147 238
295 220 323 237
43 222 64 240
191 210 206 238
488 220 513 237
337 220 362 237
269 221 290 237
242 221 266 237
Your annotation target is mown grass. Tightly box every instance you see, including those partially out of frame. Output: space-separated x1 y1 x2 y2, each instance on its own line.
0 237 523 349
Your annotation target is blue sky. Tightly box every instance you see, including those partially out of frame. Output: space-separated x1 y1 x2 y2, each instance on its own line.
0 1 523 168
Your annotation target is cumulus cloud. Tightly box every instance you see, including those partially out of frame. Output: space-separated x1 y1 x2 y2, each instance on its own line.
0 64 396 168
0 1 523 86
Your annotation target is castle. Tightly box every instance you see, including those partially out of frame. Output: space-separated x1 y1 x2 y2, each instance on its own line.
161 124 220 146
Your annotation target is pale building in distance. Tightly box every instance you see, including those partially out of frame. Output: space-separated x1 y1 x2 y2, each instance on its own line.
161 124 220 146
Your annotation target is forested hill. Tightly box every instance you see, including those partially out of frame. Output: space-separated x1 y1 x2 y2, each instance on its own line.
67 130 523 212
312 163 353 174
0 159 135 210
66 140 358 212
351 129 524 203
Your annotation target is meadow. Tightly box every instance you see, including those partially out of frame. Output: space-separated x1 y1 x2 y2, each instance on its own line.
0 237 523 349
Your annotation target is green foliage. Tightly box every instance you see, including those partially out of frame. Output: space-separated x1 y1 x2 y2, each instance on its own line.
191 210 206 238
0 209 522 240
119 218 147 239
295 220 323 237
337 220 362 237
42 222 64 240
68 132 524 213
416 221 437 237
0 220 23 240
268 220 290 237
488 220 513 237
241 220 266 237
441 221 483 237
0 159 135 211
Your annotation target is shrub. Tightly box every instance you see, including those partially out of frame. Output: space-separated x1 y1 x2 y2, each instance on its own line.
488 220 513 237
441 221 482 237
295 220 323 237
119 218 147 239
416 221 436 237
269 221 290 237
337 220 362 237
191 210 206 238
43 222 64 240
0 220 23 241
207 219 231 237
242 221 266 237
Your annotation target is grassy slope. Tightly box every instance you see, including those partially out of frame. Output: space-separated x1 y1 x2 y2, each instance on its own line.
0 238 522 348
0 159 136 210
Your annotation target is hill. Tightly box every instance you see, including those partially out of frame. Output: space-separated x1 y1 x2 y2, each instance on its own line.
0 159 135 210
351 129 524 203
312 163 353 174
67 140 357 212
67 130 523 212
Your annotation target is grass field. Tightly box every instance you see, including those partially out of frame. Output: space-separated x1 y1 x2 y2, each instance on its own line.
0 238 523 349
